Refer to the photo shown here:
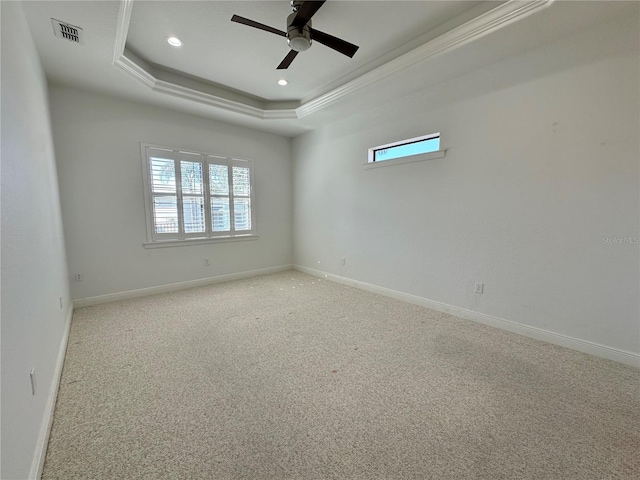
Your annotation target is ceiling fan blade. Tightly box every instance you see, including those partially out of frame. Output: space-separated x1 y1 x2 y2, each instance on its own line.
291 0 326 28
310 28 359 58
277 50 299 69
231 14 286 37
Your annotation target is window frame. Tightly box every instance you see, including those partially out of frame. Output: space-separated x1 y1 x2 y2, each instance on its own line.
141 143 256 247
365 132 445 169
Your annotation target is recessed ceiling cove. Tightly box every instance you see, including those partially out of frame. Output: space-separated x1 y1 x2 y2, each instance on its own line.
126 1 485 101
117 0 553 121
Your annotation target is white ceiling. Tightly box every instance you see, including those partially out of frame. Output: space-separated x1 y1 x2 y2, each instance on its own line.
20 0 637 137
126 1 489 102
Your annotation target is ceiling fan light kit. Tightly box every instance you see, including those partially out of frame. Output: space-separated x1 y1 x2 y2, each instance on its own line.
231 0 359 70
287 13 311 52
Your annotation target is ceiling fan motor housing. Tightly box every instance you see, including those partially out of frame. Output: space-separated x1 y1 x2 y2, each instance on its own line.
286 12 311 52
290 0 304 12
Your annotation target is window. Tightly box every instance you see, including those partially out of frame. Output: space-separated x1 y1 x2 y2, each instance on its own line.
141 145 255 246
366 133 444 168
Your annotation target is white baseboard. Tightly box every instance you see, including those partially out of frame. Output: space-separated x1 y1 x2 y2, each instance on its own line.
29 305 73 480
73 265 294 308
294 265 640 368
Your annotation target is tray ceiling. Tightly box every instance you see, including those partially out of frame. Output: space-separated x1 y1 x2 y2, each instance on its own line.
125 1 489 103
20 0 634 136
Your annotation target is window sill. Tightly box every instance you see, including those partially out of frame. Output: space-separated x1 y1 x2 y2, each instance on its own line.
143 235 259 249
364 149 446 169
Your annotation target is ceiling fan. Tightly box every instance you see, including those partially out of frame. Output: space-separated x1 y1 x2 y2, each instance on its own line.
231 0 359 69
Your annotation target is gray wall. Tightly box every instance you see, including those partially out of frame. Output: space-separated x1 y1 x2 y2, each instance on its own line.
292 12 639 356
1 3 72 479
50 86 293 301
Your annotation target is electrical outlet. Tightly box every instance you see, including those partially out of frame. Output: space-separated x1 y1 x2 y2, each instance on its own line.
59 297 63 309
74 273 83 282
204 258 210 266
474 282 484 294
341 257 346 265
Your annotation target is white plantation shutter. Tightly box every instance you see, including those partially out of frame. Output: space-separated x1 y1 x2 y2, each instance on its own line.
148 149 179 239
142 145 254 243
232 163 252 231
208 157 231 234
180 152 206 236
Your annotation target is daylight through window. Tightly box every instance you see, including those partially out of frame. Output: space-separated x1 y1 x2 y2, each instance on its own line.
142 145 255 243
368 133 441 164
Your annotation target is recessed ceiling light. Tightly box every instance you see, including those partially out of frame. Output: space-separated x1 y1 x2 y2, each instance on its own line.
277 79 288 86
166 36 182 47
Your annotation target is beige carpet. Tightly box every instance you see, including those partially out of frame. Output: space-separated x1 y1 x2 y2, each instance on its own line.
43 271 639 479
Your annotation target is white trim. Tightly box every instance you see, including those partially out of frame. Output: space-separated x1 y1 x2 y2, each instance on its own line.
112 0 133 64
369 132 440 160
115 54 155 88
141 143 256 243
364 149 446 170
140 143 155 242
293 265 640 368
29 306 73 480
143 235 258 249
297 0 553 117
152 80 283 120
112 0 553 122
73 265 293 308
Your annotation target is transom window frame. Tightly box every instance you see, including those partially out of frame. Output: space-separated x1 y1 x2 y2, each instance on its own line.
140 143 257 248
365 132 445 169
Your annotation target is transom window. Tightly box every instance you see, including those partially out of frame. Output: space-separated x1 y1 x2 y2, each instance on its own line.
367 133 443 168
142 145 255 244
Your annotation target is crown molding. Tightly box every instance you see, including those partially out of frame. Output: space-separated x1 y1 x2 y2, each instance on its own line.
152 79 299 120
296 0 554 118
113 0 134 65
113 0 553 123
115 52 155 88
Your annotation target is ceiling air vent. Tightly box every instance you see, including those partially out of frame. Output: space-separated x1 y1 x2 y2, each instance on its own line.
51 18 83 44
